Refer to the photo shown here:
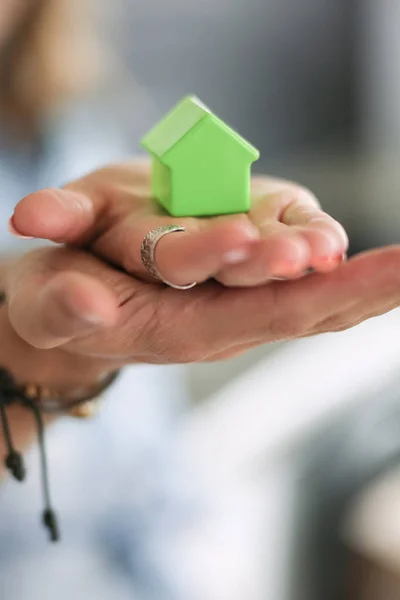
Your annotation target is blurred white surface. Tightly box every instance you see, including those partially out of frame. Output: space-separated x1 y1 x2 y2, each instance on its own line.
176 308 400 599
183 308 400 480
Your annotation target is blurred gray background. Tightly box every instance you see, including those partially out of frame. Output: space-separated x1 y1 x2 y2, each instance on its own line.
107 0 357 159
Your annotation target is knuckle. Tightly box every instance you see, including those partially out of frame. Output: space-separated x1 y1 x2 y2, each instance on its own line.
267 313 304 341
252 176 320 210
279 187 322 225
315 313 363 334
167 344 204 364
295 185 320 208
144 296 209 364
283 187 321 217
144 330 205 364
264 290 310 341
152 321 207 363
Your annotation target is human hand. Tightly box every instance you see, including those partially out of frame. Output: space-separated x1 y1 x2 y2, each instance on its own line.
10 160 348 288
4 242 400 373
4 160 400 374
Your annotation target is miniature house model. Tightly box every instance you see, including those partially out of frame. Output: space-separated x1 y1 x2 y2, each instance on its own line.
141 95 260 217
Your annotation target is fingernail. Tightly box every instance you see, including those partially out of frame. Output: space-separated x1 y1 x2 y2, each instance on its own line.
223 248 252 265
269 276 290 281
309 217 327 223
8 217 34 239
319 256 337 263
63 303 107 329
319 254 346 264
78 312 107 327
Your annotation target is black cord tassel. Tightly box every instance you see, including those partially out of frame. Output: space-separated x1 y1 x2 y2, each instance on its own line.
43 508 59 542
0 403 26 481
0 367 60 543
5 450 26 482
0 369 27 482
18 394 60 543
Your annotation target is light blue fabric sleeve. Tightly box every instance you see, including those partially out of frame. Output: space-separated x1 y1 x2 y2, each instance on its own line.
0 104 196 599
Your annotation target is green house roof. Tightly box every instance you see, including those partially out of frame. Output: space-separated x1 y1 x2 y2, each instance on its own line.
141 95 259 161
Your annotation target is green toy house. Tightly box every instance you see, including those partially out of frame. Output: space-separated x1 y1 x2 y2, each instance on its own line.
141 95 260 217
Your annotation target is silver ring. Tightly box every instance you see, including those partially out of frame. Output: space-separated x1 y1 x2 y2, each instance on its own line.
140 225 197 290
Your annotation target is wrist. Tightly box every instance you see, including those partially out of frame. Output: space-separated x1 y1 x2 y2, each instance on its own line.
0 304 116 393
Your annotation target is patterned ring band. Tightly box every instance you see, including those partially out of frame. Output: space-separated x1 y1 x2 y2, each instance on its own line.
140 225 198 290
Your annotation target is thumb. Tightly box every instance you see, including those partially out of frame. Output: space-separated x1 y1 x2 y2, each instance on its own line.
8 271 118 350
10 188 97 245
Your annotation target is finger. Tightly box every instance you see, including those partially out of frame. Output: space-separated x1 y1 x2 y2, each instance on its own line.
10 188 99 244
309 298 400 336
253 185 348 270
215 222 311 287
253 246 400 339
215 183 346 287
98 214 260 286
10 172 347 288
8 269 118 350
9 161 152 244
281 203 348 272
9 172 297 244
11 188 260 287
174 246 400 354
